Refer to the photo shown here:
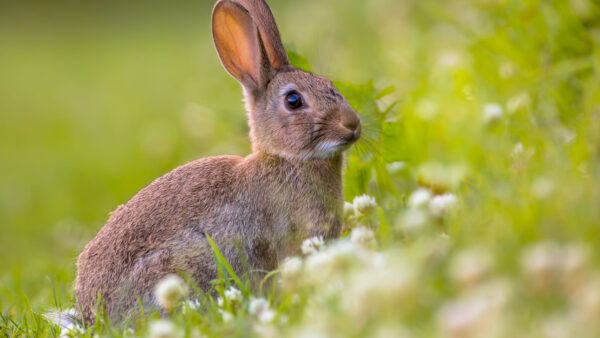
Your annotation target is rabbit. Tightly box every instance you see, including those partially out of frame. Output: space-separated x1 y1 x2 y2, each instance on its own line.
74 0 361 325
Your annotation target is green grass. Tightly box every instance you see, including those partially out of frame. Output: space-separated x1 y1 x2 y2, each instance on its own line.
1 0 600 336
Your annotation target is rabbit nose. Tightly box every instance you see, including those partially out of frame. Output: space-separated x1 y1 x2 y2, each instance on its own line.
340 109 362 140
341 108 360 128
342 117 360 132
341 108 360 130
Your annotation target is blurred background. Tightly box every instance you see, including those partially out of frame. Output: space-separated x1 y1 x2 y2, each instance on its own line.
1 0 599 319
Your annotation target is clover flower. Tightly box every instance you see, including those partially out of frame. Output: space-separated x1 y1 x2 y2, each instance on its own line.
148 320 180 338
182 299 202 315
217 286 242 307
59 322 84 338
154 275 188 311
437 280 510 338
280 256 303 280
350 226 376 248
520 242 562 291
429 193 458 216
408 188 432 208
397 208 429 232
305 250 336 285
483 103 503 124
219 309 234 323
249 297 276 323
343 201 356 219
44 308 83 337
344 258 416 319
225 286 242 302
301 236 325 255
450 248 493 287
353 194 377 215
306 240 375 285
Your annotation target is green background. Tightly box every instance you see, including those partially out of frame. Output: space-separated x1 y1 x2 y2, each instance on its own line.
1 0 599 328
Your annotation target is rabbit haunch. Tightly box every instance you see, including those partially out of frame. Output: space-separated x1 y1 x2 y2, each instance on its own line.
74 0 360 324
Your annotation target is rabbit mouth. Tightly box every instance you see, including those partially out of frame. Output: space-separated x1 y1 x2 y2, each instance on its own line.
311 140 355 158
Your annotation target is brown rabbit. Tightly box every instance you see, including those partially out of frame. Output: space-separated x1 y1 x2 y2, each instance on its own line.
74 0 361 324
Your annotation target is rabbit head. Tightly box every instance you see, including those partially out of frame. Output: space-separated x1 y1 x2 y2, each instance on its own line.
212 0 361 160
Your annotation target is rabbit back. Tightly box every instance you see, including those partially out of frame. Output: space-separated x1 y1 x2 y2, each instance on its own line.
75 153 343 323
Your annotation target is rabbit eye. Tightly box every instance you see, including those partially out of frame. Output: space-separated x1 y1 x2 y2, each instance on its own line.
285 91 303 110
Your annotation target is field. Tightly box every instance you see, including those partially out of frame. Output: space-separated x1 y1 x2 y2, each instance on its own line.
1 0 600 336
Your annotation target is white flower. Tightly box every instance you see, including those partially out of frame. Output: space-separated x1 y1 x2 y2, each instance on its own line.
438 295 489 337
353 194 377 215
520 242 562 291
397 208 429 233
217 286 242 307
430 193 458 212
148 320 180 338
154 275 188 311
182 299 202 314
344 258 416 318
304 240 374 286
437 280 509 338
343 201 356 219
408 188 432 208
59 323 84 338
350 227 376 248
301 236 325 255
249 297 276 323
249 297 269 315
386 161 406 174
483 103 503 124
280 256 303 279
225 286 242 302
450 248 493 287
46 308 82 337
429 193 458 216
258 308 276 323
305 250 336 285
253 323 279 338
219 309 234 323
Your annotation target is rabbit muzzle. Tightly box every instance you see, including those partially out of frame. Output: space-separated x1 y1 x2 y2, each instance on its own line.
339 107 362 144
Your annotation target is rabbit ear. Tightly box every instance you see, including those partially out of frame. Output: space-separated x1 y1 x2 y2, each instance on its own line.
233 0 290 69
212 0 289 90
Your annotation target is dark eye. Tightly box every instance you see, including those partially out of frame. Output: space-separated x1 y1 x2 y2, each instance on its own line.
285 91 303 110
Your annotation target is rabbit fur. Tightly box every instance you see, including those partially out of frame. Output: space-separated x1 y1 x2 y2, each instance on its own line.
75 0 361 324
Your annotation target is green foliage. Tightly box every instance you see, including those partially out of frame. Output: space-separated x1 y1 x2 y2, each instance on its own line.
2 0 600 336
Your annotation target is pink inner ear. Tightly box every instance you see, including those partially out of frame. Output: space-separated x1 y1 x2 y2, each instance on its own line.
213 4 260 86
